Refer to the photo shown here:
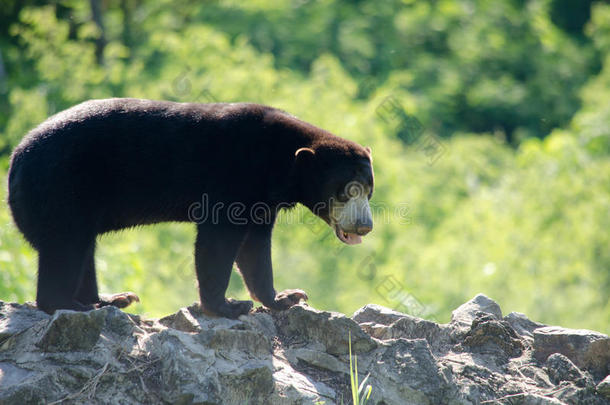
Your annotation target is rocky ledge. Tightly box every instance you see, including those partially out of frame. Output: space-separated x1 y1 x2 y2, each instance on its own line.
0 294 609 404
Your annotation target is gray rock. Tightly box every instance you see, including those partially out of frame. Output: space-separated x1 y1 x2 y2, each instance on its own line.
0 362 35 389
272 357 337 404
0 296 608 404
218 364 275 404
391 316 451 348
0 370 48 405
368 338 461 405
146 328 222 404
209 328 272 356
597 375 610 399
359 321 392 340
511 363 554 388
545 353 592 387
100 305 140 336
0 302 49 342
358 312 451 353
551 380 608 405
533 326 610 376
518 393 565 404
159 307 201 333
285 347 348 374
352 304 407 325
241 311 277 339
462 314 523 358
451 294 503 327
276 304 377 355
36 309 105 352
504 312 546 338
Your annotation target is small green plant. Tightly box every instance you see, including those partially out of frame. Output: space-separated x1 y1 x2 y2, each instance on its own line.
348 331 372 405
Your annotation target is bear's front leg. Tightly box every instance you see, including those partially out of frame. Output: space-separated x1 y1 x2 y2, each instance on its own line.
73 244 140 310
236 223 308 311
195 223 253 319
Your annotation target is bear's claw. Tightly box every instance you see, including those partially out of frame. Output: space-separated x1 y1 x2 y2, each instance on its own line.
272 289 308 310
97 292 140 309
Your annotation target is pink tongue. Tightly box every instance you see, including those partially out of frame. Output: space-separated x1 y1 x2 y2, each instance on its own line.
345 233 362 245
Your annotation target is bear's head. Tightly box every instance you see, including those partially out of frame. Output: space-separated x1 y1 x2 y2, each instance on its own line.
294 143 374 245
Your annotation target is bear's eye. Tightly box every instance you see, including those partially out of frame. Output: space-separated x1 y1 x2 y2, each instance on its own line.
346 182 364 198
337 189 348 202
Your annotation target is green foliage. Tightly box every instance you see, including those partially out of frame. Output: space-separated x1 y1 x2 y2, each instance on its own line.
191 0 598 141
348 331 372 405
0 185 36 302
0 0 609 333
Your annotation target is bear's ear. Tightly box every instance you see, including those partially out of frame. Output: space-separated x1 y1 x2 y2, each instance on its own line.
295 147 316 159
364 146 373 162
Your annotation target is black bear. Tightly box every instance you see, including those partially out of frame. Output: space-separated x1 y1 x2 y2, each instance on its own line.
8 98 374 318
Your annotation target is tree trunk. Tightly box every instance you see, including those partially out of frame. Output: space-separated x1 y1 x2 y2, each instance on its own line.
89 0 106 64
121 0 133 49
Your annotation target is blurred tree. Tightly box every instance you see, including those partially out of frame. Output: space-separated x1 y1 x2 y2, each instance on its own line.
0 0 609 333
549 0 594 36
89 0 106 63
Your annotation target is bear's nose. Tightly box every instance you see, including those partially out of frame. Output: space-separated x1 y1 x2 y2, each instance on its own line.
355 220 373 236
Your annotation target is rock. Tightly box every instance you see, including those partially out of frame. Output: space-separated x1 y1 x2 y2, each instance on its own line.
0 362 35 392
146 328 222 404
361 318 452 355
533 326 610 376
36 309 105 352
517 393 565 404
241 311 277 339
451 293 503 327
208 328 272 356
159 307 201 333
352 304 407 325
101 305 140 336
0 296 608 404
504 312 545 338
368 338 460 404
285 347 348 374
462 314 523 358
0 367 48 405
272 357 337 404
218 364 275 404
544 353 592 387
597 375 610 399
0 302 49 342
353 304 451 352
276 304 377 355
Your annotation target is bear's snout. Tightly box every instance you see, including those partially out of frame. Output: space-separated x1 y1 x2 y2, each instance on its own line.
355 219 373 236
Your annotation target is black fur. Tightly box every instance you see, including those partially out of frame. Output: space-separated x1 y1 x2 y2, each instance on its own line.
8 98 373 318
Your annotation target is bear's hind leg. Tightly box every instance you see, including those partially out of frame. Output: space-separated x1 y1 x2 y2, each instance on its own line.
74 241 99 306
36 236 96 314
